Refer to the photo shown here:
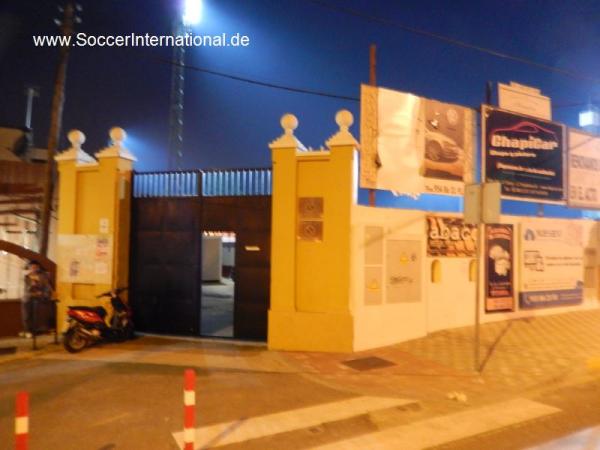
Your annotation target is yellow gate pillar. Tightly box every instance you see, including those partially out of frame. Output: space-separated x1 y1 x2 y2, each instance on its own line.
268 111 360 352
54 128 136 330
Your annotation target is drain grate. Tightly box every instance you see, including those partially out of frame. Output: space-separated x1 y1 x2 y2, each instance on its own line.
0 346 17 355
342 356 396 371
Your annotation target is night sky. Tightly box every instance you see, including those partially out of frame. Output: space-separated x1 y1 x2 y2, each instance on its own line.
1 0 599 172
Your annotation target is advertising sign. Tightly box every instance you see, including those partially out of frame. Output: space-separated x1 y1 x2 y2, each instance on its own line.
426 216 477 257
360 85 474 196
483 106 565 202
498 82 551 120
519 220 583 309
485 224 514 312
568 129 600 209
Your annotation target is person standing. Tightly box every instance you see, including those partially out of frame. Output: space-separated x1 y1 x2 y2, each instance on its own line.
21 260 52 338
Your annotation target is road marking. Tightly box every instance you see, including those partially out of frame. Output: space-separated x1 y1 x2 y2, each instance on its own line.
172 395 416 449
313 398 560 449
526 426 600 449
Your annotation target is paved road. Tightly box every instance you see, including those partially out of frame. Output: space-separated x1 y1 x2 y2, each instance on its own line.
431 377 600 450
1 335 600 449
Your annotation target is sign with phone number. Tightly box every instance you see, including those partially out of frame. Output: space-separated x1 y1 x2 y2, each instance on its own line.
568 129 600 209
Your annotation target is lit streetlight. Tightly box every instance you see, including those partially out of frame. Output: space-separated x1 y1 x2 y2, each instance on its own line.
183 0 202 26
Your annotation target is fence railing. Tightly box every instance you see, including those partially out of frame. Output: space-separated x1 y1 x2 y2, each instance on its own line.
133 168 272 198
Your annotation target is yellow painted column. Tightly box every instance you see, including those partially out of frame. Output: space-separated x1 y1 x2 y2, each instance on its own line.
268 114 305 344
54 128 135 330
268 111 360 352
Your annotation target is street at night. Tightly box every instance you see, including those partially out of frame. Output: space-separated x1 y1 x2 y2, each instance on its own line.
2 1 600 449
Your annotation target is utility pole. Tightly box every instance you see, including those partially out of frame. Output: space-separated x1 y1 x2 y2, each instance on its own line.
168 0 201 170
168 20 187 170
368 44 377 207
40 2 81 256
24 86 40 129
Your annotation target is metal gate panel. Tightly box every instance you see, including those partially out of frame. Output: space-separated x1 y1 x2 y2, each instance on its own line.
130 170 271 341
130 197 201 336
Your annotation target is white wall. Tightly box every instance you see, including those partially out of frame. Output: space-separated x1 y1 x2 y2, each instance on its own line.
349 205 599 350
201 236 222 281
0 209 58 300
351 206 428 351
222 242 235 267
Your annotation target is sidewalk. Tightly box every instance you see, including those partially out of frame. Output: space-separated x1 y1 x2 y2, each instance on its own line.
0 333 60 362
2 309 600 449
279 308 600 417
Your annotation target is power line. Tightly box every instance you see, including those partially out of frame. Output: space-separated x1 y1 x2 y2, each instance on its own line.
148 55 360 102
150 54 596 112
306 0 600 85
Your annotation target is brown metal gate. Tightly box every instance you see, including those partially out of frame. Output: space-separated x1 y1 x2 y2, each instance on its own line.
130 169 271 340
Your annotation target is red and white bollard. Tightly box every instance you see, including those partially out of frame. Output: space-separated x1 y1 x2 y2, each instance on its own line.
15 391 29 450
183 369 196 450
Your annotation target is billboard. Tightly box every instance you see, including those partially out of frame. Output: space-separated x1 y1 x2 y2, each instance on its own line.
426 216 477 257
485 224 514 312
361 85 474 196
483 106 565 202
519 220 583 309
568 129 600 209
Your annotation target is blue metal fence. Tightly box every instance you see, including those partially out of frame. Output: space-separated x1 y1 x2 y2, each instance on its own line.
133 168 272 198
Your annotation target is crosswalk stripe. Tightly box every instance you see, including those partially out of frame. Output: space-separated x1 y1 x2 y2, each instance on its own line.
525 425 600 449
313 398 561 449
172 395 416 449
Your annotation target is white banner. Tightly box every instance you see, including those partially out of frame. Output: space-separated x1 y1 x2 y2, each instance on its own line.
519 220 583 309
360 85 474 196
568 129 600 209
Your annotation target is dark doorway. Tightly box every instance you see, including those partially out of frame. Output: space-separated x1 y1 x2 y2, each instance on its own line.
200 231 235 337
130 169 271 341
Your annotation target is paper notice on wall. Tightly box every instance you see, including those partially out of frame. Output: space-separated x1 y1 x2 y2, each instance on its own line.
519 221 583 309
364 266 383 305
360 85 474 196
386 240 421 303
57 234 113 284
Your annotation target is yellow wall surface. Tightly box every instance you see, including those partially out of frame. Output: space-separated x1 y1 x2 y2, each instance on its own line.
295 150 352 314
268 130 357 352
55 148 133 330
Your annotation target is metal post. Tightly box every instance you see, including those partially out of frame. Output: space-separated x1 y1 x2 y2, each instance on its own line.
24 87 39 130
474 220 482 372
368 44 377 207
485 81 493 106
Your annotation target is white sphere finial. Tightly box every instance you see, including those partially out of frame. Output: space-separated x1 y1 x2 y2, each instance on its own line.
280 114 298 135
67 129 85 149
335 110 353 131
109 127 127 146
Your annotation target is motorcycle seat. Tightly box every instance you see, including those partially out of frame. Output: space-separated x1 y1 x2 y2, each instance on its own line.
69 306 107 318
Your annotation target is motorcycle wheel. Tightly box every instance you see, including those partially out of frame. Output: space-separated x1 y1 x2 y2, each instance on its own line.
63 328 88 353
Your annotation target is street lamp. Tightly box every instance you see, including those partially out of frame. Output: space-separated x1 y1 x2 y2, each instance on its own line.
579 104 599 134
168 0 202 170
183 0 202 26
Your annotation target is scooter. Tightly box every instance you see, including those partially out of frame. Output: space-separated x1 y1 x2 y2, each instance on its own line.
63 287 134 353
